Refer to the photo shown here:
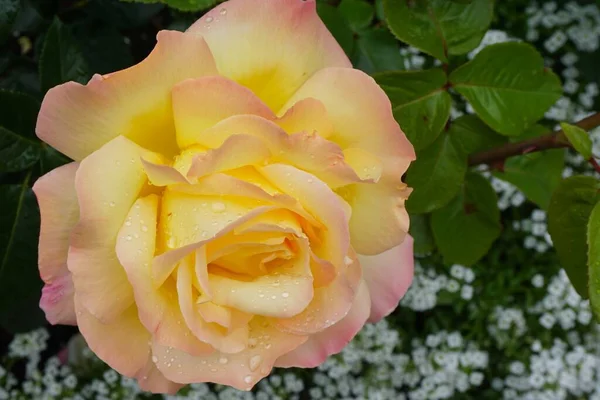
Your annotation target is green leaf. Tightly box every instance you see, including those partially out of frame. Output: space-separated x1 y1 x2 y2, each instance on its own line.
383 0 493 61
317 3 355 56
0 0 20 45
39 18 89 93
493 125 564 209
410 213 435 255
431 172 501 266
157 0 217 11
0 174 45 333
39 145 70 175
449 114 508 155
353 27 405 73
339 0 374 32
0 90 42 172
561 122 593 160
375 68 451 150
450 42 563 136
405 132 467 214
588 201 600 319
72 24 133 76
549 176 600 299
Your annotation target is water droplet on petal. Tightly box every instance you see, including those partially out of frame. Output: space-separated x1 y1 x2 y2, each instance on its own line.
244 375 252 384
141 225 148 232
109 201 115 207
212 202 226 213
152 356 158 363
126 235 132 241
206 16 214 23
219 357 228 364
344 256 353 265
282 292 289 298
249 355 262 371
220 8 227 15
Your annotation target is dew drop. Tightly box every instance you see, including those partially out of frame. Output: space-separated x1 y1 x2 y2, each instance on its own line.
271 295 277 300
125 220 132 226
282 292 289 298
109 201 116 207
344 255 353 265
248 338 258 347
249 355 262 371
206 16 214 23
152 356 158 363
265 343 272 350
220 8 227 15
167 237 176 248
219 357 228 364
126 235 132 241
212 202 226 212
141 225 148 232
307 178 313 183
244 375 252 384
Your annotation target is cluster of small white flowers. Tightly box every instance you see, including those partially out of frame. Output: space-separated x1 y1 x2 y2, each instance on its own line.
492 338 600 399
528 270 593 331
487 306 528 348
526 2 600 53
468 30 518 59
400 262 475 311
399 46 427 70
512 209 553 254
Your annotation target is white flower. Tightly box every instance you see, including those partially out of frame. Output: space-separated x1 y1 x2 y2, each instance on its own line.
461 285 474 300
532 274 545 288
540 313 557 329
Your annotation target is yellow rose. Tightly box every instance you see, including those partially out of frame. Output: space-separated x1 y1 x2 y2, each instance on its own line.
34 0 415 393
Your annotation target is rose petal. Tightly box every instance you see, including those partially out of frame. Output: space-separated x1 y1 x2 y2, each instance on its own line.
33 162 79 283
116 195 214 357
75 299 149 377
187 0 350 111
274 279 370 368
172 76 275 148
359 236 414 322
280 67 415 255
68 136 161 322
39 273 76 325
137 360 184 395
275 98 334 138
37 31 217 161
152 318 307 390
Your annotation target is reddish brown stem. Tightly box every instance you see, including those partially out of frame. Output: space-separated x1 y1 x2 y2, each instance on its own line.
468 112 600 167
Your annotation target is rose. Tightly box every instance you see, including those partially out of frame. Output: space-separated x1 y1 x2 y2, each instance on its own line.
33 0 415 393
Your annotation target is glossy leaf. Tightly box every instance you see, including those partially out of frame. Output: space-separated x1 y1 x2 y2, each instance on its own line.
39 18 89 93
450 42 563 136
548 176 600 299
561 122 593 160
587 201 600 319
431 173 501 266
449 115 508 156
0 91 41 172
405 133 467 214
339 0 374 32
494 125 564 210
353 27 405 73
375 69 451 150
317 3 354 56
0 177 45 333
383 0 493 61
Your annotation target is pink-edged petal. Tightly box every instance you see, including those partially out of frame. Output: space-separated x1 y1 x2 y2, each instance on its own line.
68 136 161 322
195 115 364 188
33 162 79 283
275 279 370 368
276 98 334 138
172 76 275 148
281 68 415 255
187 0 350 111
359 236 414 323
151 318 307 390
276 250 361 335
115 194 214 357
75 299 150 377
39 272 76 325
37 30 218 161
187 134 272 178
136 360 184 395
